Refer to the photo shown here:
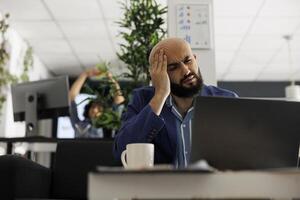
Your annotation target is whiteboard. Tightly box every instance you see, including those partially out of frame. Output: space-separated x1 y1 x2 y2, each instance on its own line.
176 4 211 49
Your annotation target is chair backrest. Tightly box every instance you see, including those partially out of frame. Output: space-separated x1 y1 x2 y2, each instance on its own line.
51 139 119 200
0 155 51 199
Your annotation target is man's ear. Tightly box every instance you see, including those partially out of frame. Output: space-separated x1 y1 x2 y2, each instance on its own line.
193 54 197 59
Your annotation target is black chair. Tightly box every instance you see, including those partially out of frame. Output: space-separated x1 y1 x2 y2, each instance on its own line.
51 139 119 199
0 139 118 200
0 155 51 200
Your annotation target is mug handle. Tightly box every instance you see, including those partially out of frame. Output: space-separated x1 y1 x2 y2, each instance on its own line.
121 150 128 168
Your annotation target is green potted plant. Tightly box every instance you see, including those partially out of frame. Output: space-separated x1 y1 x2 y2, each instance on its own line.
79 62 123 137
0 14 18 114
0 14 33 116
117 0 167 86
20 46 33 82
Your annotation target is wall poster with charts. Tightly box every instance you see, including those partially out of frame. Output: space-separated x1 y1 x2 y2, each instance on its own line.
176 4 211 49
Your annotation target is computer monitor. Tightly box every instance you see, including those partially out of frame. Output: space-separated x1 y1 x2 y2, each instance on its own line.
11 76 70 137
191 96 300 170
56 116 74 138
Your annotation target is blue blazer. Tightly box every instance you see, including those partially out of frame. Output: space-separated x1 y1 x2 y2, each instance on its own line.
113 85 237 164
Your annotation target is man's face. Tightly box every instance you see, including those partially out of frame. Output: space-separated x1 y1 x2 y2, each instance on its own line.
163 43 203 97
88 103 103 119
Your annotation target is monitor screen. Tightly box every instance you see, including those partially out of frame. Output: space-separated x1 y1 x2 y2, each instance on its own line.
56 93 96 138
11 76 70 136
56 116 74 138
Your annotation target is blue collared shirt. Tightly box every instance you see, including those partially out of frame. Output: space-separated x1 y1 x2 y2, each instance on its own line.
166 96 194 168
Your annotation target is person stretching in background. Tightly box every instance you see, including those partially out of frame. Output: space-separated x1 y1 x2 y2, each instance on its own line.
69 68 125 138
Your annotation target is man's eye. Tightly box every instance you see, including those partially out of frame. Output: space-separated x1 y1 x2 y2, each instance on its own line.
168 65 177 71
184 59 192 64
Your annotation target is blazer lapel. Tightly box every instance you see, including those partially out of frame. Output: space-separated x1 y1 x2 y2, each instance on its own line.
161 106 178 156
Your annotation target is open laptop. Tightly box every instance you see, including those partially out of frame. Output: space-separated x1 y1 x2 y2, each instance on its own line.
191 96 300 170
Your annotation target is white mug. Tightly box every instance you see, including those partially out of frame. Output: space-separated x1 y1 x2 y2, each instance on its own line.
121 143 154 169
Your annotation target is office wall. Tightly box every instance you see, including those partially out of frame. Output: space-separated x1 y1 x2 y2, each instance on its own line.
0 28 52 138
167 0 216 85
218 81 298 98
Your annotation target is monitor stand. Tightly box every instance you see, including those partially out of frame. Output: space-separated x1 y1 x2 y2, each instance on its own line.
25 92 38 137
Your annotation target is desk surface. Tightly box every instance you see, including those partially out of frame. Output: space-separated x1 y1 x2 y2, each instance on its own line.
89 168 300 200
94 166 214 174
0 137 113 154
0 137 113 143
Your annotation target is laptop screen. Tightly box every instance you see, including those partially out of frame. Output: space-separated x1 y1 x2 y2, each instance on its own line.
191 96 300 170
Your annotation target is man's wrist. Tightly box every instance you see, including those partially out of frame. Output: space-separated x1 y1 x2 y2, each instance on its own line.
154 91 168 102
149 93 168 115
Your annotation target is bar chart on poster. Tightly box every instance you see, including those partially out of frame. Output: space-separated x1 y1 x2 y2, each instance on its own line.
176 4 211 49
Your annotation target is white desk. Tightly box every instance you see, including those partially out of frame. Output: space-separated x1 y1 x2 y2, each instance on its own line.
89 168 300 200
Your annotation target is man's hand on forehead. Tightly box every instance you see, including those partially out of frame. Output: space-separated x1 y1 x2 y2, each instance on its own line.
149 49 169 89
150 48 164 63
149 49 170 115
151 49 165 70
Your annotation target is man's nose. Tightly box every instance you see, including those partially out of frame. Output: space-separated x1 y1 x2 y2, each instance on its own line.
179 62 190 75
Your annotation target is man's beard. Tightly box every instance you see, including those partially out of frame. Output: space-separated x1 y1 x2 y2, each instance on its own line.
170 72 203 98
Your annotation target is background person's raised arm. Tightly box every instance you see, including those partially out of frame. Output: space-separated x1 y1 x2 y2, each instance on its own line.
68 68 102 102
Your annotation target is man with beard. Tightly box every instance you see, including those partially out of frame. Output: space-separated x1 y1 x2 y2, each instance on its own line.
113 38 237 168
